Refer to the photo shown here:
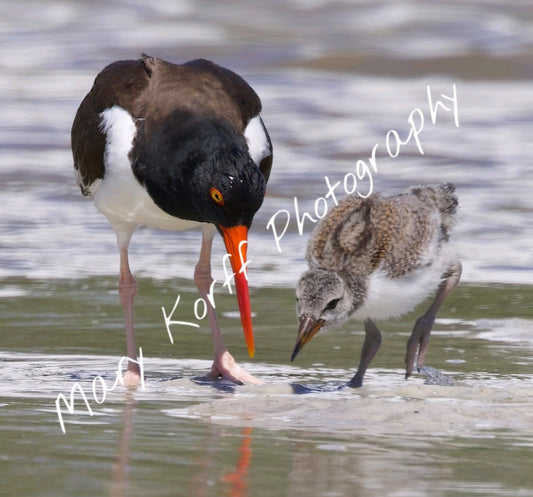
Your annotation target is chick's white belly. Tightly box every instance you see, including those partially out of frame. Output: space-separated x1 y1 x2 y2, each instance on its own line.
351 250 453 321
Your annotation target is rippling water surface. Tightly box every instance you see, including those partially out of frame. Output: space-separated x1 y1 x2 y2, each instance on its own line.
1 1 533 496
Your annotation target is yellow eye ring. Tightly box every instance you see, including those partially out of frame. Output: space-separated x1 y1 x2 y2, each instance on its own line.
210 187 224 206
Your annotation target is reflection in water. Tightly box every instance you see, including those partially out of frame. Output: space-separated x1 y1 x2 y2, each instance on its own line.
108 387 254 497
188 424 222 497
185 422 253 497
111 393 136 497
222 426 253 497
284 441 457 497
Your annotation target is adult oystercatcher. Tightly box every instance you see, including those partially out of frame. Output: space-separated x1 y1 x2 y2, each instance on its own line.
72 55 272 385
291 184 462 387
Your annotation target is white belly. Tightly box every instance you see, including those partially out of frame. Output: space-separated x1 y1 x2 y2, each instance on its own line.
352 244 454 321
93 166 201 232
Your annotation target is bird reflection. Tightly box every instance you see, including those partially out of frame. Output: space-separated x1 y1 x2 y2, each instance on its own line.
111 393 136 497
222 426 253 497
109 394 253 497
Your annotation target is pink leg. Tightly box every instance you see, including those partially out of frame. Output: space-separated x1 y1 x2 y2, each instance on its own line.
117 242 142 387
194 227 263 385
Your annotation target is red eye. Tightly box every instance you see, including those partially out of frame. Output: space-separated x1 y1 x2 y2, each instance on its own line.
210 187 224 206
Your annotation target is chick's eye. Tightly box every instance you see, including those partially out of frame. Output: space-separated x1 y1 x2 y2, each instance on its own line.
210 187 224 206
325 298 340 311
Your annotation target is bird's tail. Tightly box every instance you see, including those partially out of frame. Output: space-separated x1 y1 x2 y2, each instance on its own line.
435 182 458 218
434 183 458 239
408 183 458 243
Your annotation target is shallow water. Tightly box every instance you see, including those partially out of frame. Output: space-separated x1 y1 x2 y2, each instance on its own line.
2 0 533 496
2 280 533 496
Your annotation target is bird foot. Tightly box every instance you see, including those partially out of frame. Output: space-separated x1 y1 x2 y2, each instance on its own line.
208 350 264 385
121 369 142 388
347 374 363 388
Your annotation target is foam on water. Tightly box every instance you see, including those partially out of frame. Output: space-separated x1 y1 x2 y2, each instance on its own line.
3 350 532 440
475 319 533 345
165 380 533 438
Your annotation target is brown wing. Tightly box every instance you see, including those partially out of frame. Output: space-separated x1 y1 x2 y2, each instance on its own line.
307 186 456 279
307 194 416 277
370 192 444 278
194 58 274 183
71 59 150 196
307 195 374 271
146 56 273 182
181 58 262 126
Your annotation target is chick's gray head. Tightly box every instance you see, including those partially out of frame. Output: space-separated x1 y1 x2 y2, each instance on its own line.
292 268 353 361
296 268 352 323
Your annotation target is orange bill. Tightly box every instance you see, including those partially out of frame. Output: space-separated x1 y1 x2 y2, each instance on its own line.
220 225 255 358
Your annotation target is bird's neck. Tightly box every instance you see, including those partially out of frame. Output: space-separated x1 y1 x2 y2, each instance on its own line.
339 270 368 314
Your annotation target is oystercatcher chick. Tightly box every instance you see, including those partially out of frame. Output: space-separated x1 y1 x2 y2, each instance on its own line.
291 184 462 387
71 55 272 386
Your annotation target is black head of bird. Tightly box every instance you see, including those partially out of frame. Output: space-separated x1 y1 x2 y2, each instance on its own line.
133 114 266 228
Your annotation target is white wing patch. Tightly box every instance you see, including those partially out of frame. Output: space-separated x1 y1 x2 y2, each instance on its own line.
244 115 271 166
75 106 134 197
99 106 137 175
